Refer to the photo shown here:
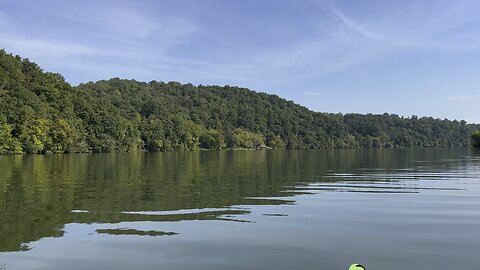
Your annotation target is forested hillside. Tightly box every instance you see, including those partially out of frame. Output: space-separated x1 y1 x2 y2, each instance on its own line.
1 49 478 154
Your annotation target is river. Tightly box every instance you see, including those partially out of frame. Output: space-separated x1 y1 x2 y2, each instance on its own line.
1 148 479 269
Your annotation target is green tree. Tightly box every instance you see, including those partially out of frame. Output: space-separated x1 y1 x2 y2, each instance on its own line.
0 123 22 154
200 130 225 149
20 119 51 154
266 132 285 149
233 129 265 149
49 119 76 153
472 131 480 148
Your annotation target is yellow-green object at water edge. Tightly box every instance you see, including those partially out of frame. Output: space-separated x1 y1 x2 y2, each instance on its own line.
349 264 365 270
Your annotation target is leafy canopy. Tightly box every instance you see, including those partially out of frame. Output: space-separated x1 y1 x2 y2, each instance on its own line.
1 49 479 154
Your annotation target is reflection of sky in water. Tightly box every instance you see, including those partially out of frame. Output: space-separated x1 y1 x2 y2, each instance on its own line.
0 148 479 270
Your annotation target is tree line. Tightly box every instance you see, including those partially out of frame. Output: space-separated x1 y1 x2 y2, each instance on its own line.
1 49 479 154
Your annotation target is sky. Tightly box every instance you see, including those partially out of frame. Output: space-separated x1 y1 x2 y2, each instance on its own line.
1 0 479 123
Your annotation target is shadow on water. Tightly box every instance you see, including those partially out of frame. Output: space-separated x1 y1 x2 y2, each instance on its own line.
0 148 478 252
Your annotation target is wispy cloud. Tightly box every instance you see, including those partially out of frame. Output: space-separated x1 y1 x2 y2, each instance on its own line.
83 5 198 49
444 95 477 103
0 34 103 58
0 1 201 83
330 1 480 52
374 1 425 25
332 8 383 40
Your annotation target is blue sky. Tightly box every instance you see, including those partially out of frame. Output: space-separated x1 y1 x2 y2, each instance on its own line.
1 0 479 123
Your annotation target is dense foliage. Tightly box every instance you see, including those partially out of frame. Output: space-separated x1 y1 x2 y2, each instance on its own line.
472 131 480 148
1 49 479 154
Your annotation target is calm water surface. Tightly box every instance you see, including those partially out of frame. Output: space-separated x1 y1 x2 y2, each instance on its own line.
1 149 479 270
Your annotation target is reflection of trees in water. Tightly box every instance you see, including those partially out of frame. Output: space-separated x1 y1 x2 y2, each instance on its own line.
96 228 178 237
0 148 474 252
